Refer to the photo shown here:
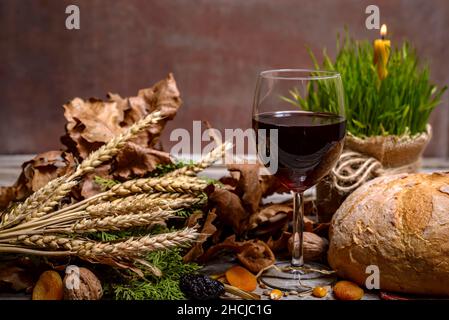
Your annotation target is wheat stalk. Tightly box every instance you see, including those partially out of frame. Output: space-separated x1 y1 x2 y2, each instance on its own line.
68 211 174 233
165 141 232 177
29 111 165 219
36 175 208 220
14 227 199 260
107 176 209 197
73 111 164 177
1 111 165 228
0 177 65 227
85 193 202 217
0 105 232 272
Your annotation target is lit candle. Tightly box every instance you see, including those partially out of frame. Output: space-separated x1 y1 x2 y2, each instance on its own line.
373 24 391 80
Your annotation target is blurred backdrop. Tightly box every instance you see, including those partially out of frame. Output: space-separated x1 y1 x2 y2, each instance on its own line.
0 0 448 156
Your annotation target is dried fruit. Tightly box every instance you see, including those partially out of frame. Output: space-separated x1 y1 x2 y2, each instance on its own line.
269 289 283 300
32 271 63 300
333 281 364 300
225 266 257 292
63 267 103 300
312 286 328 298
180 274 225 300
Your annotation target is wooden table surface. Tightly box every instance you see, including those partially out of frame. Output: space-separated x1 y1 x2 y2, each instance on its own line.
1 155 448 300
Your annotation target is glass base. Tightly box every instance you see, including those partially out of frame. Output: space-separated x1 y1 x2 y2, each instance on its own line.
260 261 336 292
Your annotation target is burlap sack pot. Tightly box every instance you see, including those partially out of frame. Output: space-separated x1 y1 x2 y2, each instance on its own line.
316 125 432 222
345 125 432 169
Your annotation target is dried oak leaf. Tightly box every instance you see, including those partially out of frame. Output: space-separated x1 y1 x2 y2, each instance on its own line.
208 189 249 236
259 174 288 197
236 240 275 273
248 204 292 230
218 176 238 191
200 235 275 273
118 73 182 149
62 73 182 159
62 97 124 158
0 151 76 209
0 262 35 292
22 151 76 192
0 186 17 210
200 235 243 262
107 93 150 147
267 231 292 253
113 142 171 179
227 163 262 215
183 209 218 263
185 211 204 228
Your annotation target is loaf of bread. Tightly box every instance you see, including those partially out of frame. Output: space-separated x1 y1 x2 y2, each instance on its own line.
328 172 449 295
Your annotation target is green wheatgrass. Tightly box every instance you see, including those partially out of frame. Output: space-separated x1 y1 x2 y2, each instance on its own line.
283 32 446 137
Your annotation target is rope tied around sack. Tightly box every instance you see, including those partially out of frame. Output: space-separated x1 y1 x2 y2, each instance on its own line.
330 151 419 193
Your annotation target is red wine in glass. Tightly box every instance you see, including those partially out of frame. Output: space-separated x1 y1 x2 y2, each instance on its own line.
252 69 346 291
253 110 346 192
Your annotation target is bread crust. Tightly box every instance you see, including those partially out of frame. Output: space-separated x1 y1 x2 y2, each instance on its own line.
328 172 449 296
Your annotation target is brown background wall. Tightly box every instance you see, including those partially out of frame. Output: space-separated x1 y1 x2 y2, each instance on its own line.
0 0 448 156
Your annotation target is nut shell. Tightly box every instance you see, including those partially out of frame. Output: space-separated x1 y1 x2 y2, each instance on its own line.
288 232 328 261
63 266 103 300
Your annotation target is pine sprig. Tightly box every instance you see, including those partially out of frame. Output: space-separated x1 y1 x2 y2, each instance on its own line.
108 249 200 300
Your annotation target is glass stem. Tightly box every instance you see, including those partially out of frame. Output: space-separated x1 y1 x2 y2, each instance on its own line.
291 190 304 267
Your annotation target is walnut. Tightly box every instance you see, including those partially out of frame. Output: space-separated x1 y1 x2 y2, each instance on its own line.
288 232 328 261
63 266 103 300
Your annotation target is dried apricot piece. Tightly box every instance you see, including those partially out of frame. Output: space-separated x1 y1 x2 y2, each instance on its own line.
333 280 364 300
32 270 63 300
225 265 257 292
312 286 328 298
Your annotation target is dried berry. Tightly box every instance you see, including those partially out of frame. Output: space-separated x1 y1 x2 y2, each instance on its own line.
180 274 225 300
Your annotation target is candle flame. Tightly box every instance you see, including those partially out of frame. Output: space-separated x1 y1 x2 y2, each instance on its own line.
380 24 387 37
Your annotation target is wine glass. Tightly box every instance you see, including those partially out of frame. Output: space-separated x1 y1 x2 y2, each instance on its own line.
252 69 346 291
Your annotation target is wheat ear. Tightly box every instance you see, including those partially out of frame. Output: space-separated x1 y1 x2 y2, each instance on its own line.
1 111 164 227
3 176 209 232
0 177 65 227
107 176 209 197
165 141 232 177
66 211 174 233
85 193 202 217
15 227 199 259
